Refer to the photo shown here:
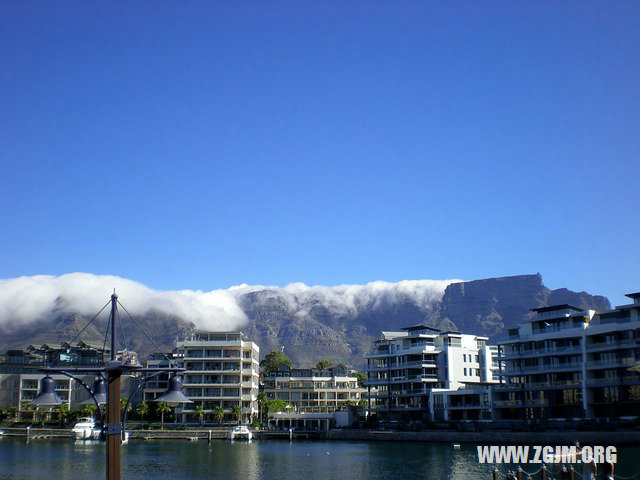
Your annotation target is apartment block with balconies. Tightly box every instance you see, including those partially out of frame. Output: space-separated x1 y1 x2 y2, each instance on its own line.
364 325 499 422
263 364 364 413
494 294 640 421
173 331 259 424
584 292 640 418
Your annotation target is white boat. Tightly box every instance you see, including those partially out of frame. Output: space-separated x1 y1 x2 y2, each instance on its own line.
228 425 252 441
71 417 102 440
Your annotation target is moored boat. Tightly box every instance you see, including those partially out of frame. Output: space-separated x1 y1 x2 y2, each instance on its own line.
228 425 252 441
71 417 102 440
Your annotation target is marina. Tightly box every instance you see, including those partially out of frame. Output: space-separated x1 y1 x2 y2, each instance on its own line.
1 437 640 480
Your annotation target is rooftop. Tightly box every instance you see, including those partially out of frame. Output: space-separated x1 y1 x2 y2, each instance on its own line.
401 324 440 333
530 304 583 313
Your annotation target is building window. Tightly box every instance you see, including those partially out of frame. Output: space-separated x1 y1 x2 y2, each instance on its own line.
463 354 467 362
463 368 467 376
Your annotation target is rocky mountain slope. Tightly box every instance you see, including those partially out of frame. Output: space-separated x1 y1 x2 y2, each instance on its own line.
0 274 610 368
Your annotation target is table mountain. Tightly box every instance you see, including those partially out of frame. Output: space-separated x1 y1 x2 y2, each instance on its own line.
0 274 610 368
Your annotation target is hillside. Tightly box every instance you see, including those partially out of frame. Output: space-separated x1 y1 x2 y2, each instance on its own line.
0 274 610 368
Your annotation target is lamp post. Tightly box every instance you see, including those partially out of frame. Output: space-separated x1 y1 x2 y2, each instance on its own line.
30 293 190 480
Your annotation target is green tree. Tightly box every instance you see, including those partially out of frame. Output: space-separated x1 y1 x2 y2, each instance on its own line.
120 398 132 418
156 402 171 430
260 350 292 375
36 408 47 426
315 360 331 370
266 399 287 414
231 405 242 424
354 372 367 388
80 403 96 418
7 407 18 422
0 409 8 423
194 405 204 425
55 404 69 426
136 401 149 426
213 406 224 425
257 392 268 422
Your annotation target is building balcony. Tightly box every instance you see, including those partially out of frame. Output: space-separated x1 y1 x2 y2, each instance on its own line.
586 340 637 352
505 363 582 374
390 374 438 383
586 358 635 369
586 376 640 386
493 399 548 408
445 403 491 410
493 380 582 391
505 346 583 358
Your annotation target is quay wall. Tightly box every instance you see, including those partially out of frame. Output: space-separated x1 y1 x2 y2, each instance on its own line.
3 427 640 444
324 429 640 445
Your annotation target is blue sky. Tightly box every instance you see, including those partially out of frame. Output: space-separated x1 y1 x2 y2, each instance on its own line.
1 2 638 305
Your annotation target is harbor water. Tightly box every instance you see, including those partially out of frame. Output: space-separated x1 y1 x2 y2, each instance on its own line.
1 437 639 479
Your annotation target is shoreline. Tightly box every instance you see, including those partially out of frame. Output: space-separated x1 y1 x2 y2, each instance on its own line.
3 427 640 444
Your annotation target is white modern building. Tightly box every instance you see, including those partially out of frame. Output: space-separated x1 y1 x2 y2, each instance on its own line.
171 331 260 424
494 293 640 421
364 325 500 422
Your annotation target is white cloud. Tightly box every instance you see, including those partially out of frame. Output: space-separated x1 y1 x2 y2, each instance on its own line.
0 273 247 331
0 274 461 330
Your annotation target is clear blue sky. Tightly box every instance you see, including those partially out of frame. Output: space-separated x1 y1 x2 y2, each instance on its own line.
1 2 638 305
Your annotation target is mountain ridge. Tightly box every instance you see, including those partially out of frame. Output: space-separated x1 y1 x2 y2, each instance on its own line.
0 274 610 367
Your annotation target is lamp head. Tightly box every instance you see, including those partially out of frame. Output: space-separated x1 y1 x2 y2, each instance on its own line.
153 374 193 407
82 377 107 405
30 375 64 407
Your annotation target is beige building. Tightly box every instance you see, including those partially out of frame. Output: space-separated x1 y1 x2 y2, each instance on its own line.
263 364 364 413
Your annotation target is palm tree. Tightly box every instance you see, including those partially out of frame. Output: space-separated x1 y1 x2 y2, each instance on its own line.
257 392 267 422
231 405 242 424
156 401 171 430
120 398 132 418
80 404 96 419
194 405 205 426
36 408 47 426
55 404 69 426
213 406 224 425
7 407 18 422
136 401 149 426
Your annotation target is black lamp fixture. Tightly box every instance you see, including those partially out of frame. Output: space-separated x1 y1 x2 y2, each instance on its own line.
153 374 193 407
82 377 107 405
30 375 64 407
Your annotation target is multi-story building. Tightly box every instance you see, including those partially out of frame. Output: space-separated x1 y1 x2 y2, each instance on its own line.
263 364 364 413
364 325 500 422
171 331 259 424
584 292 640 418
494 293 640 421
0 342 111 414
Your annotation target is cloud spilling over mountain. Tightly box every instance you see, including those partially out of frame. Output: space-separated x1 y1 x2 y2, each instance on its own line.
0 273 247 332
0 274 457 332
0 273 611 367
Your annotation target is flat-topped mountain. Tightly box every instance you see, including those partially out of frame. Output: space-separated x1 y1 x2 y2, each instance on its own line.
0 274 610 368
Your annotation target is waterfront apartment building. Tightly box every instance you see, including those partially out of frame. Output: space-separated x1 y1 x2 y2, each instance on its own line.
0 342 111 413
170 331 260 424
493 293 640 421
364 325 500 422
263 364 365 413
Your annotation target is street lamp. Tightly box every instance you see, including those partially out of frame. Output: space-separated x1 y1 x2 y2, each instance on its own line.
153 374 192 407
30 375 64 407
82 377 108 405
30 292 188 480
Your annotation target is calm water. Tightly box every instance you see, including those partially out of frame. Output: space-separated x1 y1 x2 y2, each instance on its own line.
1 437 639 479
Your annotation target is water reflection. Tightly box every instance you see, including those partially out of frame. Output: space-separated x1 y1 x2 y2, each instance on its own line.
0 438 639 480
